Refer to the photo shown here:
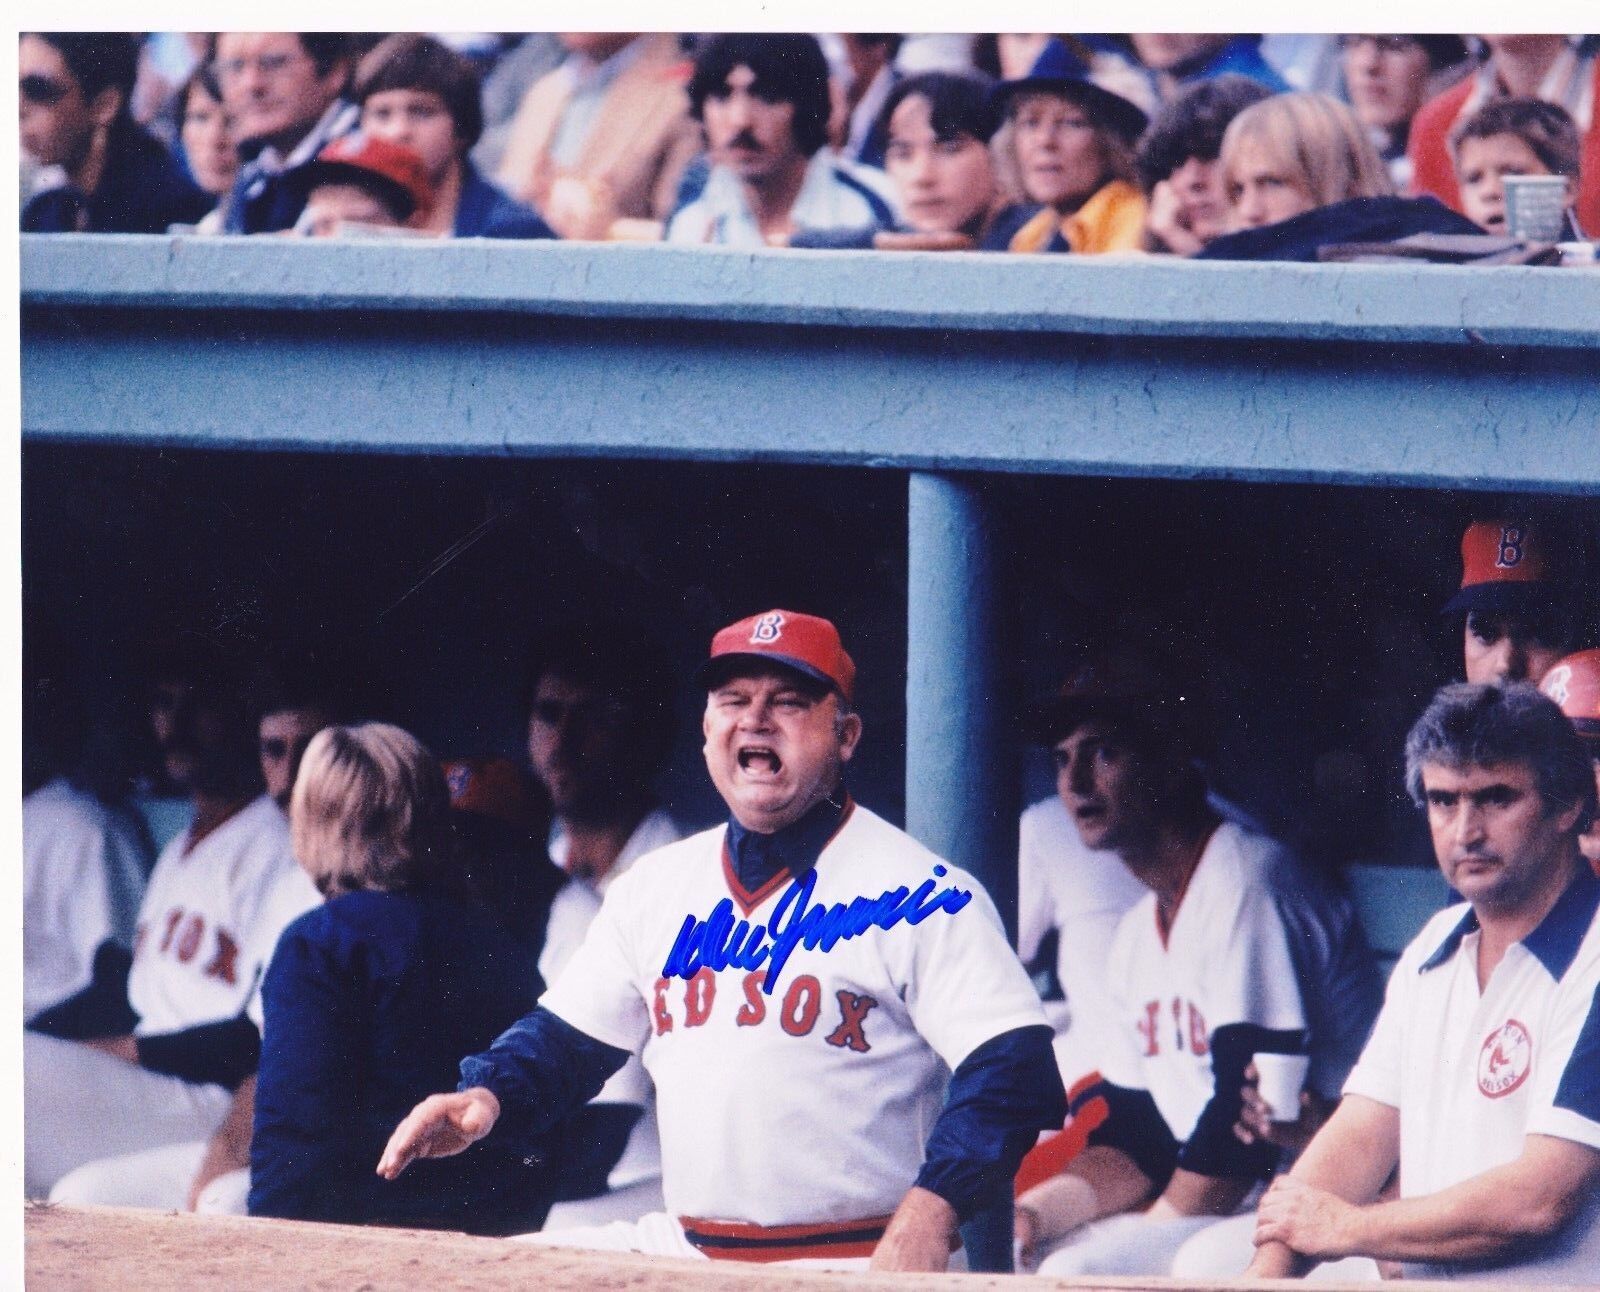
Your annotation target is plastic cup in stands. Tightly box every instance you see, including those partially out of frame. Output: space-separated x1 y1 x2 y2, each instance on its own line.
1504 175 1569 242
1253 1053 1311 1124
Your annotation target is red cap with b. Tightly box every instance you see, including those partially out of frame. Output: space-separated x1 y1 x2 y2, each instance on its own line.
698 610 855 703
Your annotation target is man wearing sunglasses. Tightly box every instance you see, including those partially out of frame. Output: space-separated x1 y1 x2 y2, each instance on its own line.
21 32 211 234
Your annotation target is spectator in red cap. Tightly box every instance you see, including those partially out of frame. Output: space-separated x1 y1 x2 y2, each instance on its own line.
379 608 1063 1272
1447 519 1586 688
352 34 554 240
1407 36 1600 237
291 133 432 237
982 44 1150 255
1540 650 1600 874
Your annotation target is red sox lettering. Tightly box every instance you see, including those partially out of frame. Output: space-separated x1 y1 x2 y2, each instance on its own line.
653 966 881 1049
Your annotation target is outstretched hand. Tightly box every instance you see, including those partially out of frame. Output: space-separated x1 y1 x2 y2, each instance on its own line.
376 1087 501 1181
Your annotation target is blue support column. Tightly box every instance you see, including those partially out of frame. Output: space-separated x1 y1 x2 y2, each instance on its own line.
905 472 1019 929
906 472 1019 1274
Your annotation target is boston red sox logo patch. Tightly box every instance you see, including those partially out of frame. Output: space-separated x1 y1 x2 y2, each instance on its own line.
1477 1018 1532 1099
750 612 785 644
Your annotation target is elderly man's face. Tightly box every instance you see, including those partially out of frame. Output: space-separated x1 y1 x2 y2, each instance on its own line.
213 32 343 152
1421 759 1581 916
703 64 803 184
702 665 860 834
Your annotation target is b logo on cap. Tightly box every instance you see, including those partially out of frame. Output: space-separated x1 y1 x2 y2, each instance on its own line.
1544 665 1574 707
1497 527 1526 569
750 613 785 644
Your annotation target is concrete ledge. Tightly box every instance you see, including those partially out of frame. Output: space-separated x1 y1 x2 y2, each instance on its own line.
21 233 1600 350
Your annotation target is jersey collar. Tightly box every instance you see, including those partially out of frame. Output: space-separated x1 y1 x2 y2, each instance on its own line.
1419 867 1600 979
724 788 853 909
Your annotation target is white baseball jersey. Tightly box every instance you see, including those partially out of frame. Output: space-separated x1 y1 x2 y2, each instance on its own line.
1098 821 1376 1141
541 804 1047 1227
24 778 150 1020
550 806 682 898
129 795 299 1035
1344 873 1600 1283
244 859 325 1031
1017 795 1149 1067
544 809 685 1195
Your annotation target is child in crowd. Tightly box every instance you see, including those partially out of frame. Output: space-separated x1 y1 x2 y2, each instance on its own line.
1451 97 1583 236
292 134 432 238
352 34 554 240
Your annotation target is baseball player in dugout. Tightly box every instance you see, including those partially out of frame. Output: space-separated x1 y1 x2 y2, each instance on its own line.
25 661 305 1199
380 610 1066 1270
1013 651 1382 1277
520 625 683 1227
1451 516 1588 687
1246 682 1600 1281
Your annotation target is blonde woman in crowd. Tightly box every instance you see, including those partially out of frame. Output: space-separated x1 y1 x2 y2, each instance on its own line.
1219 91 1393 231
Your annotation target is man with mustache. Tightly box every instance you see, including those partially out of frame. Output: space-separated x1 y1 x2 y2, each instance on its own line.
1247 682 1600 1281
668 34 898 247
379 609 1063 1271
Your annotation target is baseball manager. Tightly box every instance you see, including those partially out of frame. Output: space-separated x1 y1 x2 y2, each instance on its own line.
380 610 1065 1270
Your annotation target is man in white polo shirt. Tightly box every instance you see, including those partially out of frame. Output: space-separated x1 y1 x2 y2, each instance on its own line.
1247 680 1600 1283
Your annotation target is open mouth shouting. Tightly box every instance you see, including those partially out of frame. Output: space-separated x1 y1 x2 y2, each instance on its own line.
737 744 783 779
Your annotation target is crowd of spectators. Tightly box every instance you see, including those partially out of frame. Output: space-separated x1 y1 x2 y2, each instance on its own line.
20 32 1599 257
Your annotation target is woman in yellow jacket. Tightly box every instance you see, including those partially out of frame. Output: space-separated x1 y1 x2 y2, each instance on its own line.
983 40 1150 255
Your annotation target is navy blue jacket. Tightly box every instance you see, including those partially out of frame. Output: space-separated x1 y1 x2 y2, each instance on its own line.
23 117 212 234
1198 195 1483 263
250 887 552 1234
454 163 555 240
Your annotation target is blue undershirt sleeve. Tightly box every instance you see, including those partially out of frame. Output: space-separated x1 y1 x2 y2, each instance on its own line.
458 1006 632 1158
914 1024 1067 1222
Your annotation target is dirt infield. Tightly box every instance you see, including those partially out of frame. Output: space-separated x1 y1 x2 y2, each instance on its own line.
25 1204 1549 1292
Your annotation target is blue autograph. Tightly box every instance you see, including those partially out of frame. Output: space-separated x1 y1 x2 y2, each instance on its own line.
661 865 972 995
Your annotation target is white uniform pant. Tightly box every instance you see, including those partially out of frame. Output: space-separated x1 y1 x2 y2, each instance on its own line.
25 1032 231 1197
515 1210 966 1272
1169 1211 1382 1281
540 1177 665 1231
49 1140 249 1214
1033 1212 1228 1277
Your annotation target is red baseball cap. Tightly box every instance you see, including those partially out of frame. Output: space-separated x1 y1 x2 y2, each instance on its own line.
297 133 432 221
1443 519 1571 616
441 756 540 833
697 610 855 703
1541 650 1600 740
